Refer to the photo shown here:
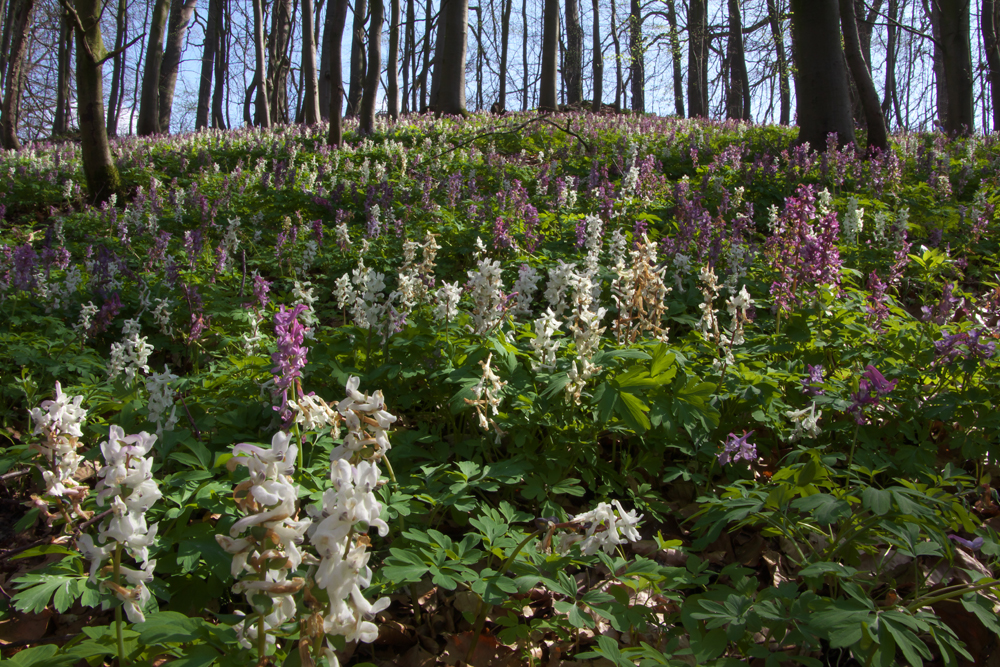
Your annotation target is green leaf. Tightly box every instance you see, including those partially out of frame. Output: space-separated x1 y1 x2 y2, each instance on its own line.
11 545 78 561
5 644 72 667
862 487 891 516
12 574 81 614
168 643 221 667
134 611 205 645
616 391 651 432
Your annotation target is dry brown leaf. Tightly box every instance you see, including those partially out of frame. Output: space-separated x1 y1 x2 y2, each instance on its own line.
440 630 519 667
0 608 52 645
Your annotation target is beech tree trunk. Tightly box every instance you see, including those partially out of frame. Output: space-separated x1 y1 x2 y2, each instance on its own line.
521 0 527 111
0 0 34 150
388 0 400 119
498 0 511 110
983 0 1000 131
137 0 170 136
790 0 856 148
539 0 558 111
629 0 643 112
0 0 14 94
302 0 321 124
725 0 750 120
591 0 602 111
665 0 683 116
212 0 228 128
196 0 220 129
840 0 888 151
158 0 197 133
402 0 413 112
73 0 123 202
429 0 468 114
882 0 902 127
611 0 622 110
268 0 293 123
106 0 127 135
347 0 367 116
936 0 974 134
766 0 790 124
359 0 383 132
326 0 349 144
252 0 270 126
687 0 709 116
564 0 581 105
52 8 73 136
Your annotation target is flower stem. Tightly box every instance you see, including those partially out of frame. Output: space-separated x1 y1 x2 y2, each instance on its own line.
113 544 126 666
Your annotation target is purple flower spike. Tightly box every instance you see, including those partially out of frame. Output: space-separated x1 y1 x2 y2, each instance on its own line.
948 535 984 551
271 304 310 415
862 365 897 395
718 431 756 467
801 364 825 396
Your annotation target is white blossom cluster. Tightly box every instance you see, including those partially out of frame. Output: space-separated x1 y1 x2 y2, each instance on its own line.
785 403 822 442
842 197 865 245
433 280 462 323
28 382 90 515
610 234 672 344
466 255 505 334
511 264 542 319
217 432 310 649
293 280 320 339
151 298 174 337
219 217 241 273
79 426 162 623
557 501 643 556
74 301 99 338
145 366 179 436
108 319 153 383
531 308 562 372
467 353 507 443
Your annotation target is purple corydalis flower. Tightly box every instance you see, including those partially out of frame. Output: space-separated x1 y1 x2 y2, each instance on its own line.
948 535 984 551
271 304 310 413
862 365 897 395
718 431 756 466
253 274 272 310
801 364 825 396
849 365 896 425
934 329 996 364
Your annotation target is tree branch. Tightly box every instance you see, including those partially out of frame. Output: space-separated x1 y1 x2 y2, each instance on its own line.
95 31 144 66
859 0 940 46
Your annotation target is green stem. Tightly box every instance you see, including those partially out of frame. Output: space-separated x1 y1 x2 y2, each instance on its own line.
905 579 1000 613
113 545 126 666
467 530 541 661
845 422 861 476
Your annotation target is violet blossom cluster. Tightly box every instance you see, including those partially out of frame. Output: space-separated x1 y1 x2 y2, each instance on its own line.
271 304 310 417
718 431 756 467
849 365 897 425
765 185 843 314
934 328 996 364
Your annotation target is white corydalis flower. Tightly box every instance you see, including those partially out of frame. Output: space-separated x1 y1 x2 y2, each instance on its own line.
786 403 822 442
559 500 643 556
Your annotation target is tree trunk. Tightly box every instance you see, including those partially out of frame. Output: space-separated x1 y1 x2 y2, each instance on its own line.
725 0 749 120
158 0 197 133
52 7 73 136
881 0 899 125
347 0 367 116
840 0 888 151
252 0 271 125
359 0 383 132
936 0 974 134
268 0 293 123
302 0 321 124
388 0 400 118
564 0 581 104
591 0 602 110
429 0 468 114
402 0 413 112
73 0 123 202
538 0 558 111
0 0 32 150
611 0 622 111
765 0 790 124
498 0 511 110
790 0 856 148
664 0 682 116
326 0 349 143
0 0 14 95
983 0 1000 131
197 0 220 129
521 0 527 111
212 0 228 128
629 0 643 112
687 0 709 116
137 0 171 136
106 0 127 135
